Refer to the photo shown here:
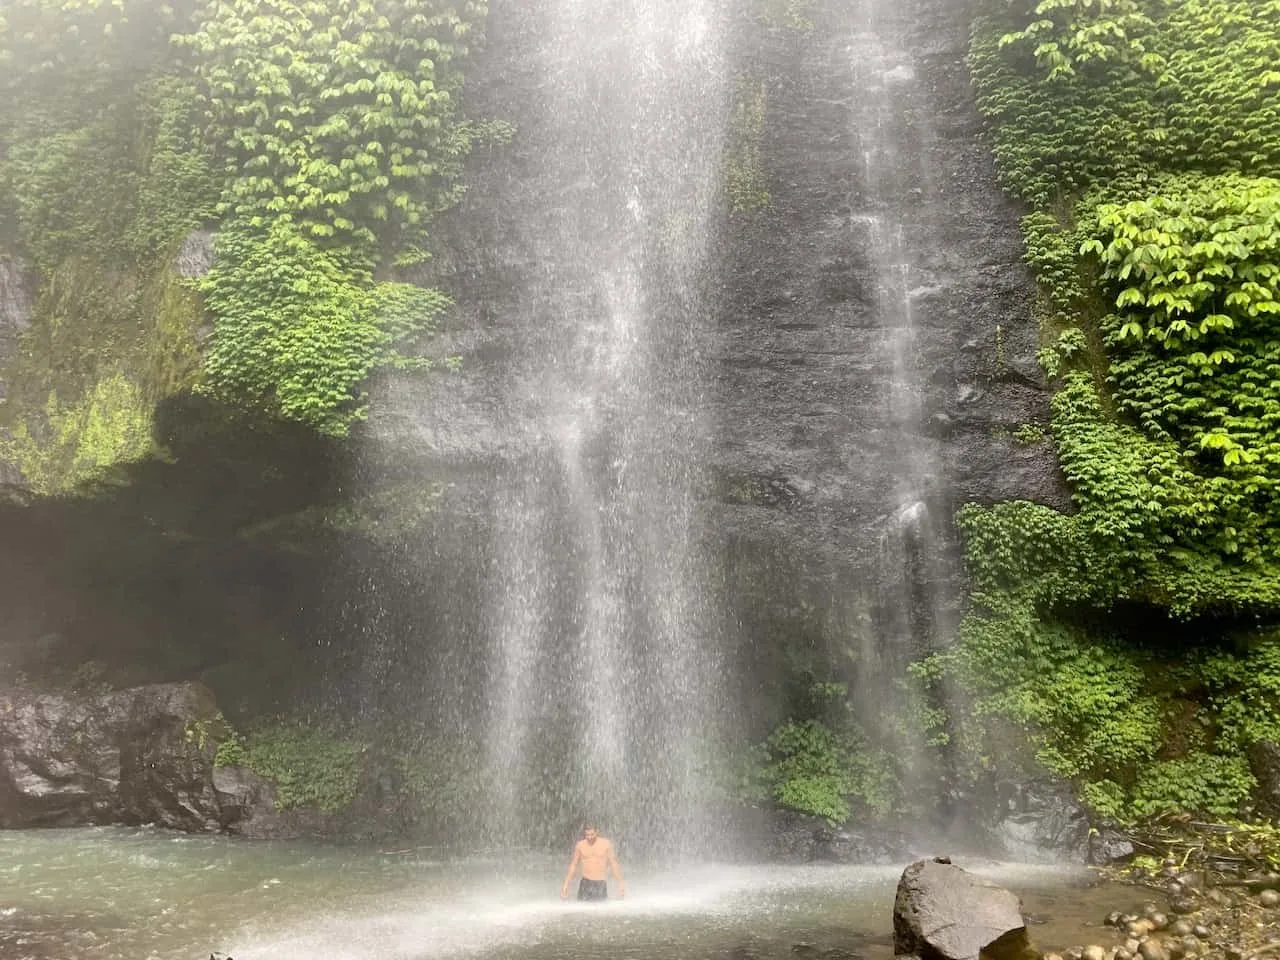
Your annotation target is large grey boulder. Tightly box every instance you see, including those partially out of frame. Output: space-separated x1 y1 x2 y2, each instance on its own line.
989 779 1090 863
0 681 230 830
893 857 1031 960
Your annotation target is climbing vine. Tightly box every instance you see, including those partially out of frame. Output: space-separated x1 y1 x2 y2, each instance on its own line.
945 0 1280 822
1 0 490 470
175 0 486 435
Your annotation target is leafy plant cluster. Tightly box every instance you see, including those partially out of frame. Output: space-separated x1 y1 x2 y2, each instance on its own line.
973 1 1280 209
177 0 488 435
395 735 493 835
214 721 365 813
730 680 915 824
1 0 488 458
946 1 1280 822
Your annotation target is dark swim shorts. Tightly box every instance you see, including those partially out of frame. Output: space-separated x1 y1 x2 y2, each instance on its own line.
577 878 608 901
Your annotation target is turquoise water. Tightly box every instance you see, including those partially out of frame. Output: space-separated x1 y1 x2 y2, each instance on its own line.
0 829 1133 960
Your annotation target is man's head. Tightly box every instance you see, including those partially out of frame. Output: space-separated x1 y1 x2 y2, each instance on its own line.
582 821 598 842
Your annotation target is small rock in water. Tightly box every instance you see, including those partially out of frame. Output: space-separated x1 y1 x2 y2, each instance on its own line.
1138 939 1169 960
1083 944 1107 960
1150 913 1169 930
1170 898 1199 916
1106 912 1125 928
1192 926 1210 940
1042 953 1064 960
1258 889 1280 908
1181 937 1201 955
1065 947 1083 960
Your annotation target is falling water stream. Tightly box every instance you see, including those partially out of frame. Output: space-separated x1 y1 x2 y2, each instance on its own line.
846 0 959 744
480 0 728 850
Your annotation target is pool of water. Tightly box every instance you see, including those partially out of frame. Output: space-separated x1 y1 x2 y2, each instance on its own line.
0 828 1146 960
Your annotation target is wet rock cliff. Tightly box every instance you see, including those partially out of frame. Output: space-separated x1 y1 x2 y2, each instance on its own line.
0 0 1064 755
361 0 1066 720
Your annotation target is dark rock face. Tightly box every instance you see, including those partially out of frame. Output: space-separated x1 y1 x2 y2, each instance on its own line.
0 682 228 830
736 806 919 864
359 0 1065 734
0 681 416 839
893 857 1030 960
1249 741 1280 820
0 254 32 340
174 228 216 279
988 780 1091 863
711 0 1066 669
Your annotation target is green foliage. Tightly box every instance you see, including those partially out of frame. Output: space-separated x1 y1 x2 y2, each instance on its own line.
1085 178 1280 540
231 722 366 813
1196 632 1280 751
948 0 1280 824
199 218 451 434
941 605 1164 780
1012 422 1047 445
175 0 482 251
753 720 879 824
0 253 205 494
996 0 1158 82
739 677 909 824
972 2 1280 208
0 3 211 269
213 730 247 768
1 0 488 443
396 737 492 832
1128 754 1255 820
126 76 220 260
174 0 486 434
2 374 154 495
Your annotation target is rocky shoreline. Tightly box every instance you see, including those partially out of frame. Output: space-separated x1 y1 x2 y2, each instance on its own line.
1034 863 1280 960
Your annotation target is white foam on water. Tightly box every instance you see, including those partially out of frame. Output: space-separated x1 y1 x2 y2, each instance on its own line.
229 863 913 960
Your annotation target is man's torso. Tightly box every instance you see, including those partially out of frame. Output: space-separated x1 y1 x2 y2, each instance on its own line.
576 838 613 881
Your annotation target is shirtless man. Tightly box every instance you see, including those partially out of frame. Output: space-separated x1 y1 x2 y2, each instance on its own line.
559 822 626 901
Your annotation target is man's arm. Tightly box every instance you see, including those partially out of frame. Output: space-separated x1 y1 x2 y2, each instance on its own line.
607 843 626 897
560 845 581 899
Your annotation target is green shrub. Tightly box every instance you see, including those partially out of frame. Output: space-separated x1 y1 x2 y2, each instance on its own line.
1128 755 1255 819
233 722 366 813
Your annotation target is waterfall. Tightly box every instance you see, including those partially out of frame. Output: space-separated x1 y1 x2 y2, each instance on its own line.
847 3 959 775
482 0 729 854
